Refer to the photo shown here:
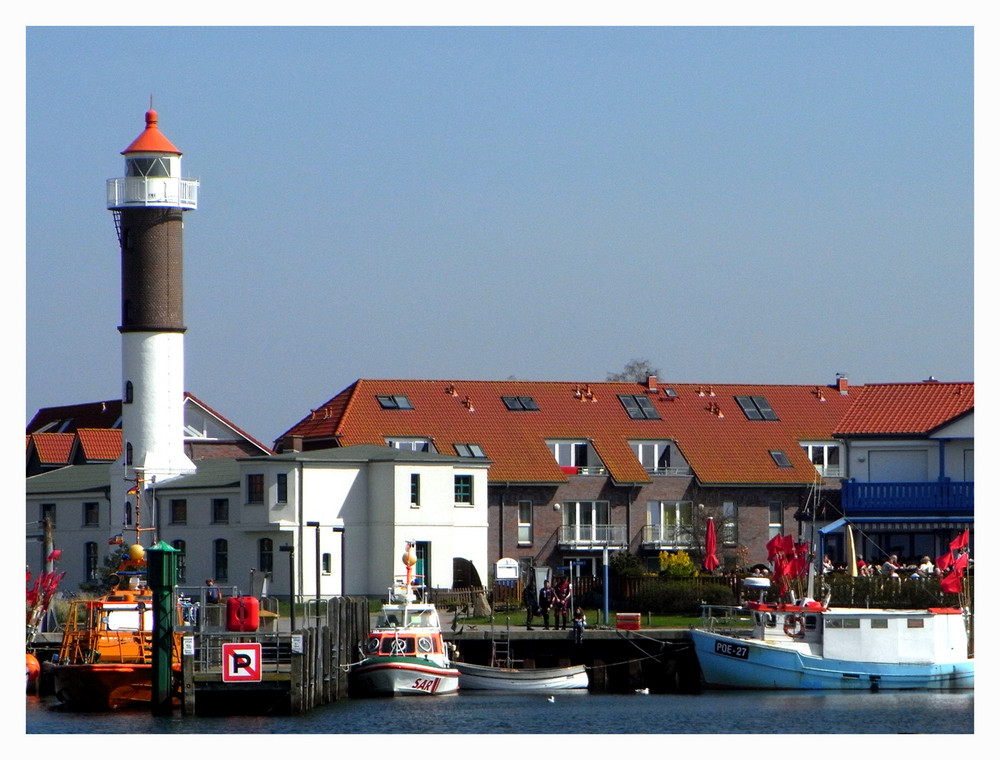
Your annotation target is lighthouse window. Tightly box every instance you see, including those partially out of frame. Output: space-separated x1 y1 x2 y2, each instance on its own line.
126 157 170 178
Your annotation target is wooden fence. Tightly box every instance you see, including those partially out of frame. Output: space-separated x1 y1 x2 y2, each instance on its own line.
434 573 973 615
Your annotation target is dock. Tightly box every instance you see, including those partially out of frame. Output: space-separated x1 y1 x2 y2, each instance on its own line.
30 603 705 714
445 615 701 694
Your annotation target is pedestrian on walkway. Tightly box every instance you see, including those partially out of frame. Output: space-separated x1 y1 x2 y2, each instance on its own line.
523 580 538 630
572 606 585 644
553 577 571 630
538 579 555 630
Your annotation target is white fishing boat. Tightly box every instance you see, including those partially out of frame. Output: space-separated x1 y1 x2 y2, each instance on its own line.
691 533 974 691
455 660 588 691
350 543 459 697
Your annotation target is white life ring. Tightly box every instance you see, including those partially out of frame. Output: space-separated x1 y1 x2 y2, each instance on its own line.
783 614 805 638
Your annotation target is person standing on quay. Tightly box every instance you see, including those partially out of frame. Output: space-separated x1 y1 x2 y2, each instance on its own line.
538 579 555 630
523 580 538 630
553 577 571 630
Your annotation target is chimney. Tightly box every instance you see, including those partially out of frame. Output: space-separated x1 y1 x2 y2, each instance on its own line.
836 374 849 395
647 375 657 392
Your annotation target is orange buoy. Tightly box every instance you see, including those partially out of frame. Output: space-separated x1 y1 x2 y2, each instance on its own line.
26 653 40 683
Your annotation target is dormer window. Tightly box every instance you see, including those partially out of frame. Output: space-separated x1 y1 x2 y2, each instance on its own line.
618 394 661 420
377 395 413 410
387 438 432 452
630 441 683 474
736 395 779 421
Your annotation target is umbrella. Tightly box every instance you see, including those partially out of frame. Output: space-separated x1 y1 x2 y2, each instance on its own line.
846 524 857 577
703 517 720 572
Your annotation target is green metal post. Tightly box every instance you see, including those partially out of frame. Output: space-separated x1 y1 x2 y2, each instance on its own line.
146 541 180 715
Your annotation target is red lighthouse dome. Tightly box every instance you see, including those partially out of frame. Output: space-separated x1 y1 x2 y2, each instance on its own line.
122 109 182 155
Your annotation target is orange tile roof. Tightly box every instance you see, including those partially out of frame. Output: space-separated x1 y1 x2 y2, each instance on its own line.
75 428 122 461
30 433 75 465
280 378 856 486
833 381 973 436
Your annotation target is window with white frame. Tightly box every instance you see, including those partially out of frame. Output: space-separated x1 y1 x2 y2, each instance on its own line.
410 473 421 507
562 500 611 542
721 501 737 545
768 502 783 540
548 440 589 469
646 501 695 547
518 500 533 545
801 442 842 478
387 438 433 452
630 441 676 474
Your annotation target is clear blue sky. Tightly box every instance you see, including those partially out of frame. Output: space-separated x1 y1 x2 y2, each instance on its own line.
23 24 976 446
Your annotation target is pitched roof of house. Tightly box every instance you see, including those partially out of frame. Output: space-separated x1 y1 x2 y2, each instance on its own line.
26 394 273 469
833 381 974 436
74 428 122 461
27 400 122 434
278 378 855 487
28 433 75 466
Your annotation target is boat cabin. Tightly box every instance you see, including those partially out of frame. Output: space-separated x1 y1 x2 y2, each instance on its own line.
749 605 970 664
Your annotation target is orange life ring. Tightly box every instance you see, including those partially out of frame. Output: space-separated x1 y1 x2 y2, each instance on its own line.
783 614 804 638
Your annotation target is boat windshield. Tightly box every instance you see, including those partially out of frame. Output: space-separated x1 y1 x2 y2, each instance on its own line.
103 605 152 631
376 608 439 629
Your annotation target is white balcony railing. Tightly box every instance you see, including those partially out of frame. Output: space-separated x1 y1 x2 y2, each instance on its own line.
814 464 843 478
646 466 693 476
641 524 696 549
558 524 627 548
107 176 199 210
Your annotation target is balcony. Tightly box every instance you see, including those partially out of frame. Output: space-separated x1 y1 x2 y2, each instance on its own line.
558 524 627 549
559 466 607 476
641 524 696 550
841 480 973 517
646 465 693 477
107 176 199 210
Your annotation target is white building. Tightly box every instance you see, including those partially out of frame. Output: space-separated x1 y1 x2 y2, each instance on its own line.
26 444 490 599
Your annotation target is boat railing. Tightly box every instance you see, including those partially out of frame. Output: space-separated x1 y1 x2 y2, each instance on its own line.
699 604 753 636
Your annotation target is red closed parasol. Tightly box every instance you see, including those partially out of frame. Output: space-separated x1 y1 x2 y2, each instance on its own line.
703 517 720 572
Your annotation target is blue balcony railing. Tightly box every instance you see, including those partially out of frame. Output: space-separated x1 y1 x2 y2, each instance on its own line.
841 480 973 516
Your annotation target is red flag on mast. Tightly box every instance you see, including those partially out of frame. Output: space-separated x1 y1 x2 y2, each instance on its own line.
949 529 969 552
941 551 968 594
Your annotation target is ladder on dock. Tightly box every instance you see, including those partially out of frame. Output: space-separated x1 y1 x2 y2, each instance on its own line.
489 619 522 668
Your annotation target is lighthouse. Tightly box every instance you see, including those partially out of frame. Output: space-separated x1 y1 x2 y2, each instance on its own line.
107 107 199 524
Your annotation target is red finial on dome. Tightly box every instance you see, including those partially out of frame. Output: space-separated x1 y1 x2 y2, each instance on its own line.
122 107 182 155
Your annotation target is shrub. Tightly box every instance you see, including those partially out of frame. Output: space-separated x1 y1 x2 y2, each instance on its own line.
634 579 736 614
659 550 698 578
609 550 647 578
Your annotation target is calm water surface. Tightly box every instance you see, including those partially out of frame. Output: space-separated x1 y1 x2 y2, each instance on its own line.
27 690 973 735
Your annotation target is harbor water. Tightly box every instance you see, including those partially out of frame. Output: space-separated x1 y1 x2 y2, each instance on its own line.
27 690 973 735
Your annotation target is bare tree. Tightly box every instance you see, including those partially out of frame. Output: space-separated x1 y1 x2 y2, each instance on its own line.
606 358 662 382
